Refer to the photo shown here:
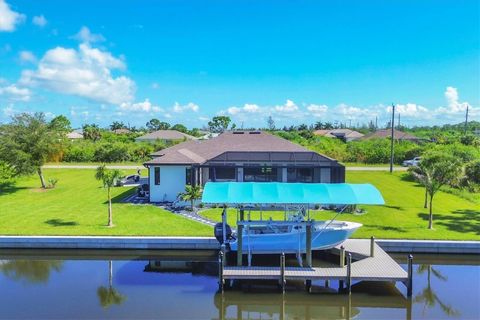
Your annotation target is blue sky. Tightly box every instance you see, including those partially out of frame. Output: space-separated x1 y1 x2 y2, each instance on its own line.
0 0 478 128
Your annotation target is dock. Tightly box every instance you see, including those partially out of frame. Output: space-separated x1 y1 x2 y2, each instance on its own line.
219 238 413 297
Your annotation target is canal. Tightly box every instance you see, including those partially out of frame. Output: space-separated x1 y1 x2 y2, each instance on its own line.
0 250 478 319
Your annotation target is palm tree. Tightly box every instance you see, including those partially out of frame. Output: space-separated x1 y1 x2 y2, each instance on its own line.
178 185 203 211
97 261 126 308
95 165 123 227
415 153 462 229
414 264 459 317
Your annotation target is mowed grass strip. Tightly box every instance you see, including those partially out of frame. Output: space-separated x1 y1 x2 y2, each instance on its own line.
199 171 479 240
0 169 212 236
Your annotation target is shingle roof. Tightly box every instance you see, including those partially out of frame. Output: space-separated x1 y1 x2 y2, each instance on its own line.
144 131 329 165
361 129 420 141
136 130 196 141
314 129 364 139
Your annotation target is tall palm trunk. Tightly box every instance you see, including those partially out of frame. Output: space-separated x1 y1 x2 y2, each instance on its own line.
424 188 428 209
38 167 46 189
107 187 113 227
428 194 434 229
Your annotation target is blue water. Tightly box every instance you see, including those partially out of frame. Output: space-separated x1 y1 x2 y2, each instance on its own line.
0 251 478 319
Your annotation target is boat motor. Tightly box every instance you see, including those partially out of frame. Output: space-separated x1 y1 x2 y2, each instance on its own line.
214 222 233 244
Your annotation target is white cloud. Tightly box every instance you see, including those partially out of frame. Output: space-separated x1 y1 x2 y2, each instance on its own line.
274 99 298 113
388 103 429 118
0 0 25 32
0 84 31 101
73 26 105 43
306 104 328 117
227 103 260 115
32 15 47 27
119 99 163 113
173 102 199 113
2 103 15 117
19 50 37 63
20 42 135 105
442 86 469 113
151 82 160 89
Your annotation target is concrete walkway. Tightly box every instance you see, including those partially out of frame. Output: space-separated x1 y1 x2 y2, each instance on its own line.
43 164 143 169
346 166 407 171
43 164 408 171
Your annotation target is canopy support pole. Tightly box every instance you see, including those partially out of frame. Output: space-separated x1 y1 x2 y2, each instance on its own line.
237 207 244 266
221 206 227 245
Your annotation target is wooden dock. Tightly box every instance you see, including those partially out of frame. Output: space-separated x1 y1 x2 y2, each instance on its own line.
219 239 413 296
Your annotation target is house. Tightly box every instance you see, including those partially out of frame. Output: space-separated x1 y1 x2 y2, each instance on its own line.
66 131 83 140
361 129 422 143
135 130 196 143
144 131 345 202
112 128 131 135
314 129 364 142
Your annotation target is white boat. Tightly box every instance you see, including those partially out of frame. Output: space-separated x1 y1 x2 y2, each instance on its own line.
228 218 362 253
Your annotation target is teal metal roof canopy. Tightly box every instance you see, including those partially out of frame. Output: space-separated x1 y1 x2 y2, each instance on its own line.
202 182 385 205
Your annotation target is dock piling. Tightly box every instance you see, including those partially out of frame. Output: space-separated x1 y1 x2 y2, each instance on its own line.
218 249 225 292
370 236 375 257
346 252 352 295
339 245 345 290
407 254 413 297
280 252 286 293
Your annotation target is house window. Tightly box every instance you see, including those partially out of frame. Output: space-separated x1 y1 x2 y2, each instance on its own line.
210 167 236 181
297 168 313 183
244 167 278 182
154 167 160 185
186 167 192 185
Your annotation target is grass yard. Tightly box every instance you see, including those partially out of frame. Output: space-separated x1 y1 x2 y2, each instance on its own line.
199 171 480 240
0 169 211 236
1 169 478 239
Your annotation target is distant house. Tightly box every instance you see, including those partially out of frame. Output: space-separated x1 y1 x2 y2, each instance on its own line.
144 131 345 202
361 129 422 143
135 130 196 143
314 129 364 142
113 128 131 135
66 131 83 140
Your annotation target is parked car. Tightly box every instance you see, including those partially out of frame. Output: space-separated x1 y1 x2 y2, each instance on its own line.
116 174 140 186
402 157 421 167
137 183 149 198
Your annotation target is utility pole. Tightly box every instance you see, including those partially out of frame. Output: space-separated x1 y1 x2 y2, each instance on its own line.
398 113 401 129
375 117 378 130
464 104 469 135
390 103 395 174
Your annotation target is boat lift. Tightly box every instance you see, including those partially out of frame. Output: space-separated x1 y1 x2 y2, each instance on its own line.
202 182 385 267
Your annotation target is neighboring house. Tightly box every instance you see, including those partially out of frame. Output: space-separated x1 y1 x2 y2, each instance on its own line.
361 129 423 143
113 128 131 135
66 131 83 140
135 130 196 143
144 131 345 202
314 129 364 142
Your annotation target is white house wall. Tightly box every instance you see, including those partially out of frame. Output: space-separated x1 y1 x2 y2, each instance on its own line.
149 165 187 202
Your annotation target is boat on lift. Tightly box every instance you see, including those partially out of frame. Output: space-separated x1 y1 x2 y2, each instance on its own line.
204 182 384 254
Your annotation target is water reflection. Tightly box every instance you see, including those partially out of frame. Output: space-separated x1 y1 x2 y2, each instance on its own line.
0 252 477 319
97 260 126 308
414 264 460 317
0 259 63 284
213 281 412 320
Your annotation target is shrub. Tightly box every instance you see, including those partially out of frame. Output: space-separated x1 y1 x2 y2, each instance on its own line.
47 178 58 189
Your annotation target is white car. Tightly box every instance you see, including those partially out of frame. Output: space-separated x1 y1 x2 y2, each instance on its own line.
403 157 421 167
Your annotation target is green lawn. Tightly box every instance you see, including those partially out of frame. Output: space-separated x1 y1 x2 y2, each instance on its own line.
0 169 211 236
1 169 478 240
199 171 480 240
